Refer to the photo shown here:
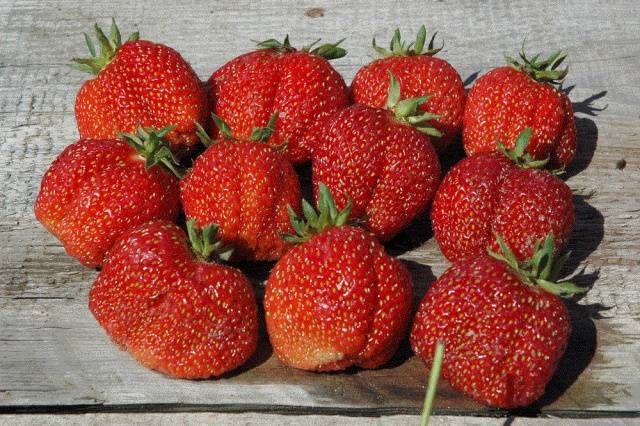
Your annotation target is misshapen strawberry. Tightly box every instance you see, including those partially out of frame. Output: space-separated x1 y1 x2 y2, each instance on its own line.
34 127 181 268
352 25 465 151
463 48 576 168
264 185 413 371
208 36 350 163
72 20 208 155
313 73 441 241
431 128 574 263
89 219 258 379
411 236 586 408
180 114 302 262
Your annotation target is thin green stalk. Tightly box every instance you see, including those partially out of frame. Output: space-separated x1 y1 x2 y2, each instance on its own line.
421 341 445 426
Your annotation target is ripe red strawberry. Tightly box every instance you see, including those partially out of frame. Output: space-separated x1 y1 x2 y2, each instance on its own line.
351 26 465 151
34 127 181 268
411 236 585 408
72 20 208 155
180 114 302 262
208 36 350 164
89 219 258 379
431 128 574 263
463 48 576 168
313 73 441 241
264 185 413 371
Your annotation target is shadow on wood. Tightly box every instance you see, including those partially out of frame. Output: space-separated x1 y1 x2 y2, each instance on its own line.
385 214 434 257
563 195 605 291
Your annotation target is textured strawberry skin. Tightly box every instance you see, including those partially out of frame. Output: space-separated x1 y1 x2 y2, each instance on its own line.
180 141 301 261
351 55 465 151
208 49 350 164
313 105 441 241
89 220 258 379
264 226 413 371
410 255 570 408
34 139 180 268
463 67 576 168
431 152 574 262
75 41 208 155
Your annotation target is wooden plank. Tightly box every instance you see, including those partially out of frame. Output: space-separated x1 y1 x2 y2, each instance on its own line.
1 0 639 417
0 413 637 426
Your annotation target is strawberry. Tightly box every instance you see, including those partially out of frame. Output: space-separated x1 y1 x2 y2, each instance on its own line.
410 235 586 408
264 185 413 371
351 26 465 151
34 127 181 268
431 128 574 263
463 48 576 168
72 20 208 155
313 73 441 242
208 36 350 164
89 219 258 379
180 113 302 262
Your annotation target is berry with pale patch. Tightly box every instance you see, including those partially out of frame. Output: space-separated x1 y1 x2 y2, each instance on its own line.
208 36 350 164
89 219 258 379
313 72 441 241
411 235 586 408
72 20 208 155
264 185 413 371
351 25 465 151
431 128 574 263
180 113 302 261
463 48 576 168
34 127 181 268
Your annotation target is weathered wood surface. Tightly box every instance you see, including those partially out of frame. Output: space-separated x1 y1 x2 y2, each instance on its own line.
1 414 638 426
1 0 639 420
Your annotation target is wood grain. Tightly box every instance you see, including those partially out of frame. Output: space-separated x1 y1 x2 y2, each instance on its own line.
1 0 639 418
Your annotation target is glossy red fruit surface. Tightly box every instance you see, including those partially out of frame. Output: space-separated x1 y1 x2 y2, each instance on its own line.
431 130 574 263
352 26 465 151
410 253 571 408
208 37 350 163
314 74 441 242
463 50 575 168
181 137 301 262
34 134 180 268
73 22 208 155
89 219 258 379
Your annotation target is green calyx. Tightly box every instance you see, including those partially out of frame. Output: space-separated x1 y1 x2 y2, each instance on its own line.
70 18 139 75
489 234 588 298
283 183 352 244
373 25 442 58
197 112 279 147
386 71 442 138
120 126 183 179
497 127 550 169
255 35 347 60
186 219 234 262
505 44 569 83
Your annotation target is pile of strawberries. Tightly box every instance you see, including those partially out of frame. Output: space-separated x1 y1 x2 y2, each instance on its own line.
35 20 587 410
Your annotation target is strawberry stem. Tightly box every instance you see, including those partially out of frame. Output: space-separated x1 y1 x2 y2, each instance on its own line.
250 111 279 143
505 44 569 83
70 18 139 75
373 25 442 58
186 219 234 262
120 126 183 179
488 234 588 298
421 341 444 426
496 128 549 169
282 183 351 244
255 35 347 60
385 71 442 138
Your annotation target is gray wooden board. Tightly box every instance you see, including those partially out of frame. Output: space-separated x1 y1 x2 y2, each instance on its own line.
1 0 639 418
